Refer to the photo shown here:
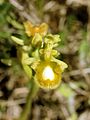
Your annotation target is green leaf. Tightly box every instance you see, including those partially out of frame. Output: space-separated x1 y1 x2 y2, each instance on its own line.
11 36 24 45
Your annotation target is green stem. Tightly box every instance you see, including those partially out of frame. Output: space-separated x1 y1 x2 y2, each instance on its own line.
19 80 38 120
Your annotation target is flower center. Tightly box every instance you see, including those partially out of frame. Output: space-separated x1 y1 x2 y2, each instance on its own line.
42 66 54 81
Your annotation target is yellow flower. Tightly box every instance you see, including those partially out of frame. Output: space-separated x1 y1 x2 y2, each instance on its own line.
35 61 62 89
24 21 48 36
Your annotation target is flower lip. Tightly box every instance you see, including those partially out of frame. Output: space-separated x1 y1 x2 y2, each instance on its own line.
35 61 62 89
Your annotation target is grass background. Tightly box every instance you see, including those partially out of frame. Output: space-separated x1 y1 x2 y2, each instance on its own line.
0 0 90 120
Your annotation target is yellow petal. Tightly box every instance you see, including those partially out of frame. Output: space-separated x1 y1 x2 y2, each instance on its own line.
39 23 48 36
24 21 48 36
52 58 68 72
24 21 33 37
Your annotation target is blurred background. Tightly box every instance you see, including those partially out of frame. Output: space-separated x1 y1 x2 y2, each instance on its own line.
0 0 90 120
